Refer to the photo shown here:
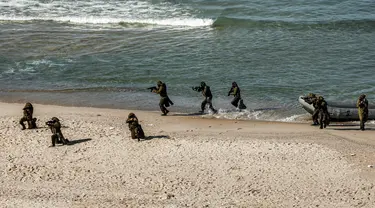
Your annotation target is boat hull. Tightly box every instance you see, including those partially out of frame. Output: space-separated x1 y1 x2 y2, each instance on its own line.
298 96 375 121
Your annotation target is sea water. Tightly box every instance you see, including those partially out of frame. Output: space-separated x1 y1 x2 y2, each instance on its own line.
1 0 374 121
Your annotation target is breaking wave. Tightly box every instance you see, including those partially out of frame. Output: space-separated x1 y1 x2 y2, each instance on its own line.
0 0 213 28
203 108 309 123
0 16 213 27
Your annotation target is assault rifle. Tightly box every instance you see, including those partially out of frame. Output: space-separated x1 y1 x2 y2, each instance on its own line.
45 120 56 126
147 86 157 92
192 86 203 92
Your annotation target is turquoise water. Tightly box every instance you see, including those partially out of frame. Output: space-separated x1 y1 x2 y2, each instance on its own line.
1 0 375 121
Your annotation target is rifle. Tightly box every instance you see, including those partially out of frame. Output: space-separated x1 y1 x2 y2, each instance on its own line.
192 86 203 92
147 86 157 92
45 120 56 127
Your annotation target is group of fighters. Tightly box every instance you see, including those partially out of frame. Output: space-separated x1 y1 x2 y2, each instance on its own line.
19 80 246 144
19 102 144 145
151 80 246 116
303 93 369 130
127 80 247 140
19 82 370 145
19 103 69 147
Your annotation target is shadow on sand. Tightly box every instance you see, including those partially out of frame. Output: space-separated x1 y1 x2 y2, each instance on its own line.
328 123 358 127
330 127 375 131
67 138 92 145
169 112 204 117
139 135 170 142
327 123 374 131
37 126 69 129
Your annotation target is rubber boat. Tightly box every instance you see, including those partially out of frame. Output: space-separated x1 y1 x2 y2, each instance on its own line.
298 96 375 121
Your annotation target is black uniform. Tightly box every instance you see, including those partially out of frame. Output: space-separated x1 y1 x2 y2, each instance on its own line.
193 82 217 114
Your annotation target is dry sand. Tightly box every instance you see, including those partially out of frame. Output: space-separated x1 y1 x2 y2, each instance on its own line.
0 102 374 208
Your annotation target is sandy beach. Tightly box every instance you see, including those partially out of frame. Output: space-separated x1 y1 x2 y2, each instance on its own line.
0 102 374 208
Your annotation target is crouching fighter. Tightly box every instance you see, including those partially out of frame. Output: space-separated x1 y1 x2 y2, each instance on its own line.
19 102 37 130
126 113 145 141
46 117 69 147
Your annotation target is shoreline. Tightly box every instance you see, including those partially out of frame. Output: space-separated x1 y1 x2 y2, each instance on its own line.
1 101 374 207
0 94 310 123
0 89 312 123
2 101 374 144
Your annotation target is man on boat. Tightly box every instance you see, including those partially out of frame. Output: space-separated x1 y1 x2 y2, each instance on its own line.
356 94 368 131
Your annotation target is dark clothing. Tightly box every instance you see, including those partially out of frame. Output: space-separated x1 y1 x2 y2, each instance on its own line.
303 93 324 125
19 103 37 130
238 99 247 110
193 83 217 113
126 118 145 140
201 97 216 113
47 120 68 146
228 86 241 108
201 86 216 113
159 97 168 114
202 85 213 98
194 85 215 112
126 116 139 130
357 97 368 130
231 96 241 108
155 83 171 115
159 98 170 115
312 98 330 129
304 94 319 125
156 83 168 98
126 115 145 141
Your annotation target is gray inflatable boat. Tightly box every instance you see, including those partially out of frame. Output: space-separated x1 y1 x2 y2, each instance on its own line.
298 96 375 121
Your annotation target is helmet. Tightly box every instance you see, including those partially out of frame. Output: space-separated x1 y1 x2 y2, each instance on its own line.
128 113 135 118
308 93 316 98
232 82 237 87
51 117 59 122
359 94 366 100
200 82 206 87
23 102 33 110
157 80 162 86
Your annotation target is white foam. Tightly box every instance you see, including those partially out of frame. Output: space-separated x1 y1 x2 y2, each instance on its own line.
19 67 36 72
0 16 213 27
30 59 52 66
206 108 308 123
209 109 270 121
276 114 304 122
0 0 213 28
4 68 15 74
